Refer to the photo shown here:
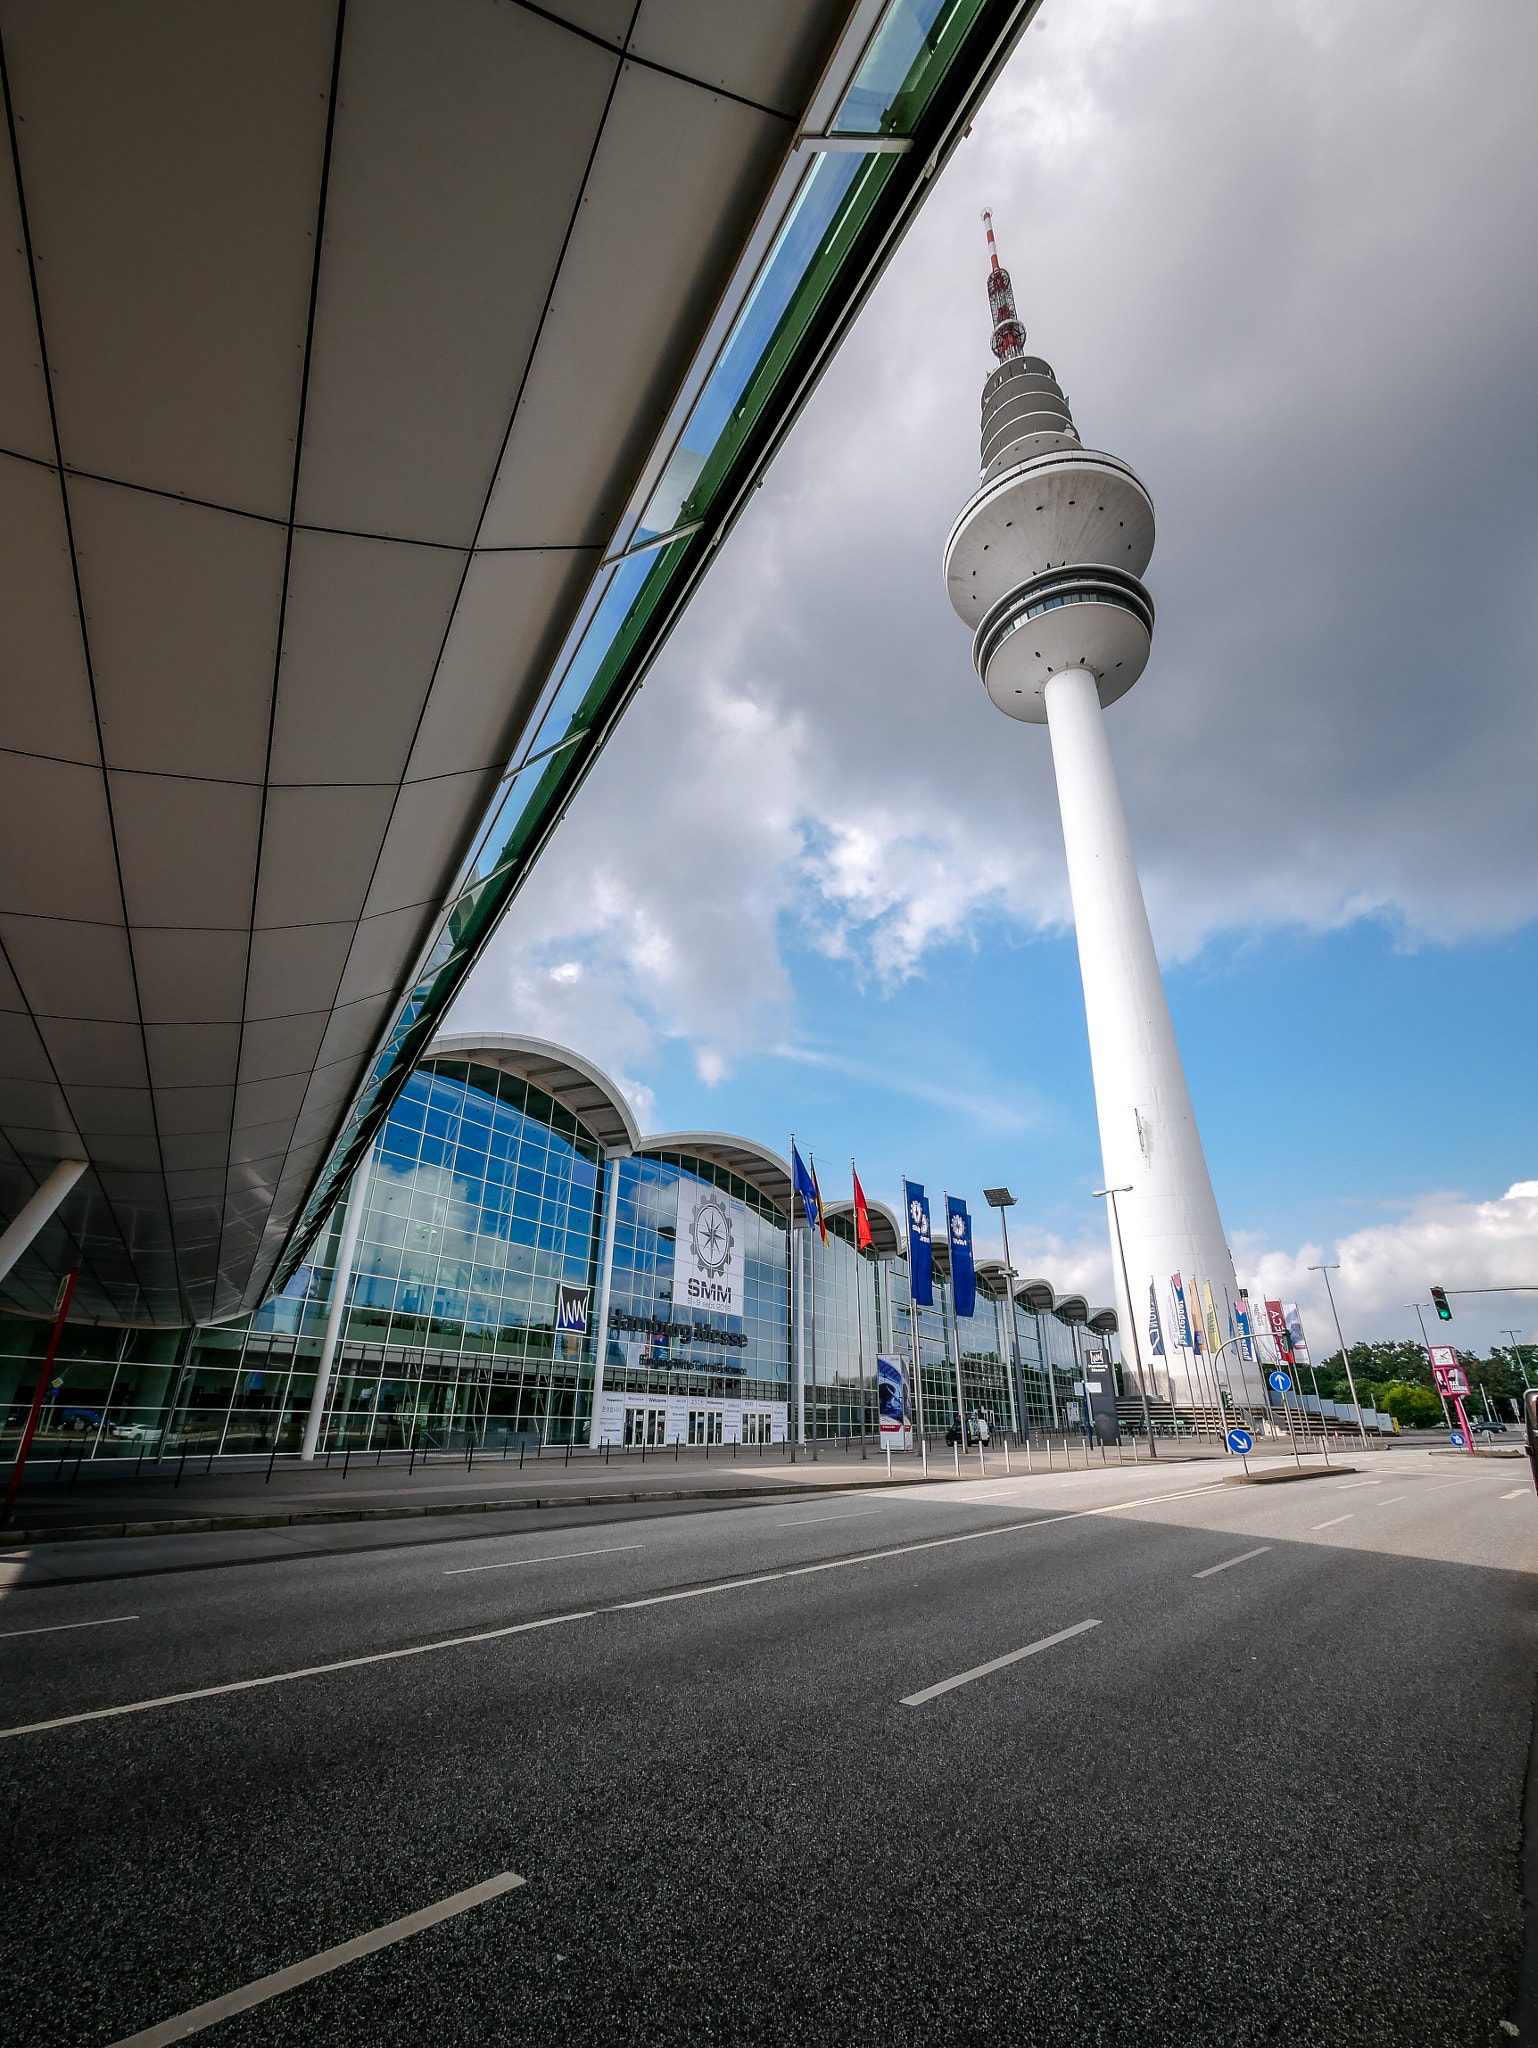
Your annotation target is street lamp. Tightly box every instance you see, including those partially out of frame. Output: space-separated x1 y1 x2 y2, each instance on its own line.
983 1187 1030 1445
1092 1185 1156 1458
1308 1262 1368 1449
1409 1302 1449 1427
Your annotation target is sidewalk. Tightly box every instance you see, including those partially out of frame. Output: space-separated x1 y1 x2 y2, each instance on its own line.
0 1434 1231 1547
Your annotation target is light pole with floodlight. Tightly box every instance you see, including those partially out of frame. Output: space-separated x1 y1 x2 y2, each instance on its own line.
1308 1262 1368 1449
983 1187 1031 1442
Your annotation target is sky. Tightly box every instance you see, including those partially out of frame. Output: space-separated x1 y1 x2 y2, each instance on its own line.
448 0 1538 1360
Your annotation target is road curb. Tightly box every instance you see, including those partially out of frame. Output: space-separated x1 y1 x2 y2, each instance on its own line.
1 1474 939 1549
1223 1466 1357 1486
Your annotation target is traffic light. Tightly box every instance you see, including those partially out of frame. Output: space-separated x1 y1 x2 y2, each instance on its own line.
1430 1285 1452 1322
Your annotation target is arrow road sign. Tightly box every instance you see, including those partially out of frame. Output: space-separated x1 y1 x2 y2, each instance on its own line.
1449 1429 1466 1448
1268 1369 1292 1394
1227 1428 1253 1455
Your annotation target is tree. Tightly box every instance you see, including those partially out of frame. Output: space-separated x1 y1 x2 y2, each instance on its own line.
1380 1384 1442 1429
1316 1341 1431 1395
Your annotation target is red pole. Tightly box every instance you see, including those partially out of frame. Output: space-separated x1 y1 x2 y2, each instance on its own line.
1453 1392 1475 1455
3 1267 78 1524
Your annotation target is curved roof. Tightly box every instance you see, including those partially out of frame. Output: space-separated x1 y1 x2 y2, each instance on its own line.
1087 1305 1119 1335
0 1 1036 1325
1016 1278 1057 1315
424 1035 640 1156
1053 1293 1090 1327
640 1133 792 1219
974 1259 1013 1302
824 1197 903 1259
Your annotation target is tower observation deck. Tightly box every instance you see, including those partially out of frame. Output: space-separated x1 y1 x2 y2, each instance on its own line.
944 217 1260 1411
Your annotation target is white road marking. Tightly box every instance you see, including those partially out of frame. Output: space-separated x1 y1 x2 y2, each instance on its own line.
0 1613 139 1641
103 1871 525 2047
778 1512 881 1527
1311 1514 1353 1530
443 1545 642 1576
900 1619 1101 1706
1368 1496 1407 1508
0 1474 1245 1743
1193 1547 1271 1580
1504 1488 1531 1500
1337 1480 1382 1490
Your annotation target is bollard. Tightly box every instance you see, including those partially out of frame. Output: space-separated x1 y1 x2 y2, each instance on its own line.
1004 1439 1011 1475
978 1441 986 1479
266 1446 278 1484
206 1449 215 1476
953 1443 960 1477
136 1449 145 1480
1026 1437 1033 1473
175 1449 187 1489
565 1442 571 1467
886 1445 892 1478
344 1445 351 1477
520 1441 526 1470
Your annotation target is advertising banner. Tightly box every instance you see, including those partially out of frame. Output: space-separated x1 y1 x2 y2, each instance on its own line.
946 1196 976 1318
877 1354 911 1450
1147 1281 1165 1356
1281 1302 1311 1367
1264 1299 1294 1362
1202 1281 1223 1358
1170 1274 1193 1348
1234 1292 1255 1362
1429 1346 1469 1396
674 1181 748 1317
906 1181 933 1307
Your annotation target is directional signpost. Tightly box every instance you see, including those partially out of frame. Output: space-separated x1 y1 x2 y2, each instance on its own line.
1268 1370 1292 1395
1449 1429 1466 1448
1227 1425 1253 1475
1267 1367 1302 1469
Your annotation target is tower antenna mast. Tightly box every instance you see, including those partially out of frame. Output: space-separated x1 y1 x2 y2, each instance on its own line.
981 208 1025 362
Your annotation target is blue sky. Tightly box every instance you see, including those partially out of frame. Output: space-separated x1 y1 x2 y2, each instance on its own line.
451 0 1538 1357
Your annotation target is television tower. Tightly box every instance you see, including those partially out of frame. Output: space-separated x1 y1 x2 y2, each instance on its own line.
945 214 1258 1406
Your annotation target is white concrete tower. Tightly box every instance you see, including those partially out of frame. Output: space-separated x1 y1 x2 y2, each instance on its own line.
945 215 1259 1407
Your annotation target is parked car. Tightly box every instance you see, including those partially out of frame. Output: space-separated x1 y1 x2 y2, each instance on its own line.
1472 1418 1508 1436
945 1419 986 1447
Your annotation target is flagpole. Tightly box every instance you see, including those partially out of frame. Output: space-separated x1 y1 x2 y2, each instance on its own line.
902 1175 928 1471
807 1152 819 1461
853 1159 867 1459
942 1193 967 1450
790 1132 803 1451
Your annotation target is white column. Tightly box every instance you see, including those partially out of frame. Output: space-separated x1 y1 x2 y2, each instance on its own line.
1042 669 1258 1404
793 1227 805 1444
586 1148 627 1446
300 1140 377 1463
0 1159 88 1285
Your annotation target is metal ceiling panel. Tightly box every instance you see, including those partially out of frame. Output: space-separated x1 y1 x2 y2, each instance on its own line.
0 457 97 761
2 0 334 516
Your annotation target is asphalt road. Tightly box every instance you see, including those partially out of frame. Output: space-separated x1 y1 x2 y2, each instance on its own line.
2 1448 1534 2046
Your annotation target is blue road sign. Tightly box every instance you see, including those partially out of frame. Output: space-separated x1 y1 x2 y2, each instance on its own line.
1268 1369 1292 1394
1227 1428 1253 1455
1449 1429 1466 1448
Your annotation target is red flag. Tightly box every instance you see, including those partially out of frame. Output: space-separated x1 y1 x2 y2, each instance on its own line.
852 1166 873 1253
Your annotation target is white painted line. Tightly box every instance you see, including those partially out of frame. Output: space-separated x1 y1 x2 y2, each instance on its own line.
1504 1489 1531 1500
0 1610 591 1742
1337 1480 1382 1491
1192 1547 1271 1580
900 1619 1101 1706
778 1512 881 1527
0 1613 138 1642
0 1474 1240 1743
443 1545 642 1576
1368 1496 1407 1508
1311 1514 1353 1530
104 1870 525 2047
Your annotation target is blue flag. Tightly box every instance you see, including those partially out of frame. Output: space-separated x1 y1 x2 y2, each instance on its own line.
904 1179 933 1307
946 1196 975 1318
791 1143 822 1238
1147 1280 1165 1357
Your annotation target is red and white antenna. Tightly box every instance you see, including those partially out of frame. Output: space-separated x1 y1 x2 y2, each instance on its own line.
981 208 1025 362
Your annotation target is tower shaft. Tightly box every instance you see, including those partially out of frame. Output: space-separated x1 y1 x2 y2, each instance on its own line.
1043 672 1257 1405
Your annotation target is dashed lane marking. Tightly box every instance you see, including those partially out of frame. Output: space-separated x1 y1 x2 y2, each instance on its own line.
901 1619 1101 1706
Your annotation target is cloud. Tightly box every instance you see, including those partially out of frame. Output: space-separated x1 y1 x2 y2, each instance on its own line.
452 0 1538 1111
1232 1181 1538 1349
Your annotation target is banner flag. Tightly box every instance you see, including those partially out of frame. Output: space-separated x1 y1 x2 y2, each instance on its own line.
1170 1273 1193 1348
852 1166 873 1253
1282 1302 1311 1367
791 1144 824 1242
674 1182 748 1315
1202 1280 1223 1357
946 1196 976 1319
905 1180 933 1307
1147 1281 1165 1357
1264 1299 1294 1364
877 1354 912 1449
1233 1292 1255 1362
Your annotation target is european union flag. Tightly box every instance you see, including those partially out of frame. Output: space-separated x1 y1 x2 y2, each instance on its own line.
791 1143 823 1239
946 1196 975 1318
905 1178 933 1307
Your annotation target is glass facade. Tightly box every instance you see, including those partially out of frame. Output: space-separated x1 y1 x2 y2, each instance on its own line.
0 1041 1124 1463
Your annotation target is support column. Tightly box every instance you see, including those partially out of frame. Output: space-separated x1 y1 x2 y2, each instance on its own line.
0 1159 88 1287
587 1148 627 1447
300 1139 377 1463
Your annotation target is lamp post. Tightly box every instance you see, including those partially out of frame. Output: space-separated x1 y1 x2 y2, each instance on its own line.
1409 1301 1449 1427
1092 1185 1156 1458
984 1187 1030 1444
1503 1329 1530 1398
1308 1262 1368 1449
